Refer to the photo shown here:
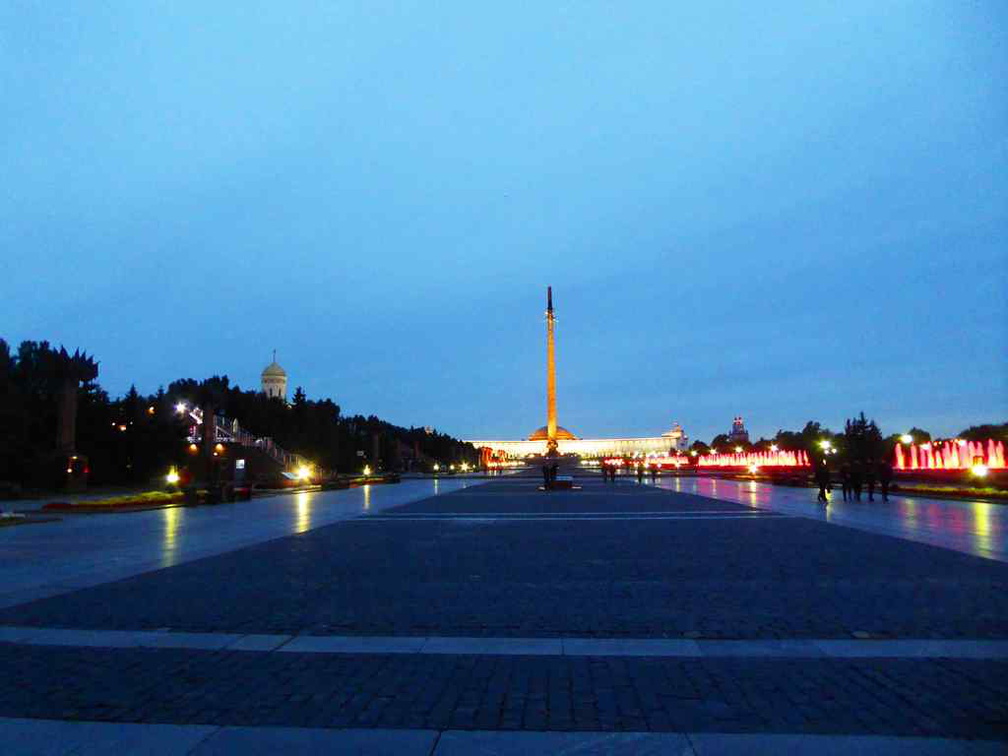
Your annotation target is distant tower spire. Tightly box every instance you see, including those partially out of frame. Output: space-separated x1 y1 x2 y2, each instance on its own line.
545 286 558 456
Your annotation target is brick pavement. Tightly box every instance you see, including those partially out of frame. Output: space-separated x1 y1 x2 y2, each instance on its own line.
0 481 1005 638
0 644 1005 737
1 477 1006 741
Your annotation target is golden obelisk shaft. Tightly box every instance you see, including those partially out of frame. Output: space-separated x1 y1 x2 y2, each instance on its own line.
546 286 558 456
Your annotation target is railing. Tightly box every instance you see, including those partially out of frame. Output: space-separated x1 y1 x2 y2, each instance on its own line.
187 408 308 472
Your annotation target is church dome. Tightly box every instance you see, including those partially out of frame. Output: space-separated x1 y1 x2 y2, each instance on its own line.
528 425 578 441
261 361 286 378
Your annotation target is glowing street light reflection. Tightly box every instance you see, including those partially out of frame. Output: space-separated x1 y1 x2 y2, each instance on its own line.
295 492 311 533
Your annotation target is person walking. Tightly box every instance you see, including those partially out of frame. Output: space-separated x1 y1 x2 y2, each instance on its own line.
815 462 831 505
850 461 863 502
611 464 617 483
542 462 551 491
865 458 877 502
649 465 657 484
636 464 644 484
840 462 851 502
878 459 893 502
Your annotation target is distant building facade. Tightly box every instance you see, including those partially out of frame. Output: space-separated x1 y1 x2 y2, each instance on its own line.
728 416 750 444
469 422 690 460
261 352 288 401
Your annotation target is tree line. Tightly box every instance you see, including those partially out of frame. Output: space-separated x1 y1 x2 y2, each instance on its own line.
691 414 1007 465
1 339 478 489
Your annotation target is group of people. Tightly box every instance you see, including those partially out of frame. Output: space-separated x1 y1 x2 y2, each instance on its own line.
599 462 659 484
814 458 894 505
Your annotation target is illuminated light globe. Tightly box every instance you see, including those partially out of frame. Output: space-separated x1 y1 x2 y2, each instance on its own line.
971 464 989 478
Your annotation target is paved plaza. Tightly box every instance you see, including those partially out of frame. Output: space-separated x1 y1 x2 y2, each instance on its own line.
0 475 1006 753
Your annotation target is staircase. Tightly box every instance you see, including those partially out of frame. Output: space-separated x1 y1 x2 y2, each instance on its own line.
187 408 309 472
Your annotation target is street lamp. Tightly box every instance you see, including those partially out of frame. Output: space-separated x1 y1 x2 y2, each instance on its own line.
899 434 913 444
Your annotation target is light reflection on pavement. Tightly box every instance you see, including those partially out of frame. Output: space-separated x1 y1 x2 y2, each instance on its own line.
653 475 1007 562
0 478 477 608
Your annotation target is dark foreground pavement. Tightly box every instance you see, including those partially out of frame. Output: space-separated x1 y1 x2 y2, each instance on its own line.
1 477 1006 744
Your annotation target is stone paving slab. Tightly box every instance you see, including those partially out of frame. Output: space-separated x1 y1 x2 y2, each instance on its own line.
433 729 693 754
563 638 702 657
192 724 438 755
1 718 1000 756
686 732 1005 755
0 646 1005 738
814 639 1008 659
392 482 748 515
0 716 217 755
279 635 426 654
223 633 292 652
422 637 563 655
7 627 1008 659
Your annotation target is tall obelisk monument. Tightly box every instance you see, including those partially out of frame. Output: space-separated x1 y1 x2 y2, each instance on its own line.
545 286 558 456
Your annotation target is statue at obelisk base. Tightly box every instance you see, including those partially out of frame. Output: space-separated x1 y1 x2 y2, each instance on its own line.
545 285 559 457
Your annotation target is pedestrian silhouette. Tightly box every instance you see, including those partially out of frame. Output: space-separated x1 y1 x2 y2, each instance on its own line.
840 462 851 502
850 461 863 502
815 461 831 505
878 459 893 502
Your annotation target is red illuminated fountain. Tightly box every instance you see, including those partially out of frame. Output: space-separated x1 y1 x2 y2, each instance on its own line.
697 449 810 469
894 439 1005 471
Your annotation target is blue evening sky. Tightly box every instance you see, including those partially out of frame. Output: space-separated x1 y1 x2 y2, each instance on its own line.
2 2 1005 443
